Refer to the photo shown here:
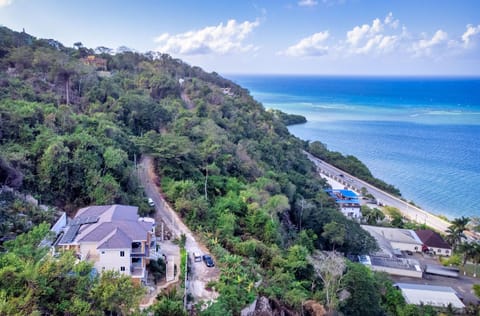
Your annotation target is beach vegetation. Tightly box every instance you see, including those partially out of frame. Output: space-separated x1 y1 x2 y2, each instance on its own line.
361 205 386 225
309 141 402 196
439 253 462 267
446 216 470 252
384 206 405 228
268 109 307 125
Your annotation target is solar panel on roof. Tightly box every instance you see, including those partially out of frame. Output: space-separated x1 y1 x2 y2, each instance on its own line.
70 216 99 225
61 225 80 243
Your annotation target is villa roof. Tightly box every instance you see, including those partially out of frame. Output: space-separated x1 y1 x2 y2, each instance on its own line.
97 228 132 249
58 204 153 246
415 229 451 249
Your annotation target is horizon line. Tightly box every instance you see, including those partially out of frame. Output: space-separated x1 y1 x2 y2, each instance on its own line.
223 73 480 78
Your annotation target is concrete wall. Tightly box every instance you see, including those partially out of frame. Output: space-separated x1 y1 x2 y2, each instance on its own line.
428 247 451 257
98 248 132 275
79 243 98 259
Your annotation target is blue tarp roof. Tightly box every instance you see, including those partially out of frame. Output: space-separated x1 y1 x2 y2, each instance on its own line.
339 190 358 198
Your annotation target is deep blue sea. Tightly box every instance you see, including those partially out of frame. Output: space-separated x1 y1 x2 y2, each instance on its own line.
228 75 480 220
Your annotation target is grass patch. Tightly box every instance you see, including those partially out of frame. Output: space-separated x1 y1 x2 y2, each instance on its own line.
459 263 480 278
180 247 187 286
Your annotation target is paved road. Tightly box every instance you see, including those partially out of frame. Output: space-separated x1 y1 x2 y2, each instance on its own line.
138 155 219 305
304 151 451 233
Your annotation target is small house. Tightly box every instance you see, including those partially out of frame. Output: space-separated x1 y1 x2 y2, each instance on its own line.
415 229 452 257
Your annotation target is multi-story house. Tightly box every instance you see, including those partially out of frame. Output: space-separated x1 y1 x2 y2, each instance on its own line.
57 204 156 284
325 189 362 219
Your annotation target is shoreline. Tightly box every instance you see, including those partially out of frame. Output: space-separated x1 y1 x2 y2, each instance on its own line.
232 75 480 220
304 151 452 233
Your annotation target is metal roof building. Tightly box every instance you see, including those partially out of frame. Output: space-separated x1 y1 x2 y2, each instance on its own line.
395 283 465 310
362 225 423 253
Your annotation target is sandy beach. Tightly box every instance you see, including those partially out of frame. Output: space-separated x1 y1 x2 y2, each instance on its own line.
304 151 452 233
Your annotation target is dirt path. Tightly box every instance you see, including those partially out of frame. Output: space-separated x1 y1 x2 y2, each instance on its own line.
137 155 219 306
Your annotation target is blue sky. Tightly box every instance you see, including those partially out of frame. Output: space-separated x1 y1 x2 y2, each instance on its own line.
1 0 479 75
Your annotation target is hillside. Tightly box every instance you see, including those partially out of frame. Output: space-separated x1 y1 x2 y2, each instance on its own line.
0 26 418 315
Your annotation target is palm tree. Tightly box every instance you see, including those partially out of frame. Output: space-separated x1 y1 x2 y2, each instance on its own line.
451 216 470 232
446 216 470 252
445 226 466 252
458 242 478 266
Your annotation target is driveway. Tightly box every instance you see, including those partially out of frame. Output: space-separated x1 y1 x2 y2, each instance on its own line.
137 155 219 305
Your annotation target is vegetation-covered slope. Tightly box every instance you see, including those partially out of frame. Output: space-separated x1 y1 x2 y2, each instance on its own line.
1 26 437 315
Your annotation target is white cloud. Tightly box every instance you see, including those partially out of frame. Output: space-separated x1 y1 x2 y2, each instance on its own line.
384 12 399 29
0 0 12 7
298 0 318 7
344 12 401 54
281 12 480 61
411 30 448 57
154 19 259 55
462 24 480 47
280 31 330 57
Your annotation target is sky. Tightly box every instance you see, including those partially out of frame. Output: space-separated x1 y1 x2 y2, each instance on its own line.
1 0 479 75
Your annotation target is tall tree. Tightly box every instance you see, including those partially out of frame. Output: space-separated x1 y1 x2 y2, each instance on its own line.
341 262 383 316
90 270 145 315
308 251 346 312
446 217 468 252
322 221 346 251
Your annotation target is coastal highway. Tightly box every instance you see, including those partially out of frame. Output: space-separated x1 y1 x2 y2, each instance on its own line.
303 151 451 233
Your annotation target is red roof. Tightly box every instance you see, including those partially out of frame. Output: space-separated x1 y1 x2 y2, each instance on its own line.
415 229 451 249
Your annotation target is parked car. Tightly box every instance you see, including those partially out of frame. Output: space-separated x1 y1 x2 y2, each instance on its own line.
148 198 155 207
202 254 215 267
193 252 202 262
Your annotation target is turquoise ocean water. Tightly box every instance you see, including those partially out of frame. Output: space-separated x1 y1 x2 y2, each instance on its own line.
228 75 480 220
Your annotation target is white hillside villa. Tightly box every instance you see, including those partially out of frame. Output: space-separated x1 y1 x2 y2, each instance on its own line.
57 205 157 284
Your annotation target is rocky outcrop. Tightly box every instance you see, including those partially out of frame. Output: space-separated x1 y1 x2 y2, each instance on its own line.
303 300 327 316
254 296 273 316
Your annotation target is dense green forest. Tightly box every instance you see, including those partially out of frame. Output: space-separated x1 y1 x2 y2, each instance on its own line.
0 26 445 315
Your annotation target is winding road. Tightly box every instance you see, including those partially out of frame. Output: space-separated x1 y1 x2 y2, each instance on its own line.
304 151 451 233
137 155 219 306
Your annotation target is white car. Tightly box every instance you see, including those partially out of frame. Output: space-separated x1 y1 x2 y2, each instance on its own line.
148 198 155 207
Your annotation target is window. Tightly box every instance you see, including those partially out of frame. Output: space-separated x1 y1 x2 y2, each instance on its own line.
101 251 105 254
437 249 441 253
120 251 125 257
120 266 125 271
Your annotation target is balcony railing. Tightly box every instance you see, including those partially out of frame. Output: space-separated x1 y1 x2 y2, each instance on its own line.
131 245 149 257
